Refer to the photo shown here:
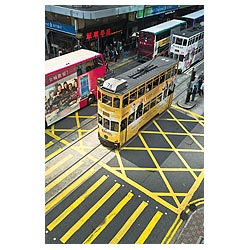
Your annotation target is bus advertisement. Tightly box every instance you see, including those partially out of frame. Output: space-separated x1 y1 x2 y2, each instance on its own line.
45 49 106 126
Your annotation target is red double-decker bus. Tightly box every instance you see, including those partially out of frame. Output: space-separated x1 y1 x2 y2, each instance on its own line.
45 49 106 126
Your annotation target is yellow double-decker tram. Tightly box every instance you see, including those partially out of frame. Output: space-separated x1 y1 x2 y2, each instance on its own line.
97 56 178 148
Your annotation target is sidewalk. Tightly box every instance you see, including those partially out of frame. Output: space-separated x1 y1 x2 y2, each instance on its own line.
174 206 204 244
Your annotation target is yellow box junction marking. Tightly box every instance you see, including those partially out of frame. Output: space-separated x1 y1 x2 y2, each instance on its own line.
138 132 181 208
60 183 121 243
45 167 96 213
115 148 126 176
109 201 148 244
83 192 134 244
153 120 198 180
47 175 108 231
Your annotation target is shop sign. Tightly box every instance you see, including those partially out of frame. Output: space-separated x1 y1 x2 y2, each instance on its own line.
136 5 178 19
85 28 111 40
45 20 76 35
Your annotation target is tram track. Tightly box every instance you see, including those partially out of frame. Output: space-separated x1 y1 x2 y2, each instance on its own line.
45 125 116 208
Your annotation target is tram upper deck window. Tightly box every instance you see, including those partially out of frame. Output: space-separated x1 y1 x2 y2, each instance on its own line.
123 94 129 107
166 69 171 80
183 39 187 46
120 118 127 131
102 94 112 106
129 89 137 103
176 37 183 45
113 97 120 108
146 81 152 92
153 77 159 88
159 73 165 84
138 84 145 97
98 114 102 125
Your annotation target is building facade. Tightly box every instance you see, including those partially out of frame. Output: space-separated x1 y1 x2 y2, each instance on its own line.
45 5 203 58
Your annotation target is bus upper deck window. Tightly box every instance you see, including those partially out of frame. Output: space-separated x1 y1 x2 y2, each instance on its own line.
93 56 104 67
123 94 128 107
113 97 120 108
183 39 187 46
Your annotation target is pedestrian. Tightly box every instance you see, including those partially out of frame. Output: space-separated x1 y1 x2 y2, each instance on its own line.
191 85 197 101
198 78 203 96
200 80 204 96
114 47 119 62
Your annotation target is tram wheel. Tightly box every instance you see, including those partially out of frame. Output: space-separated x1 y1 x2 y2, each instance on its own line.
88 94 95 105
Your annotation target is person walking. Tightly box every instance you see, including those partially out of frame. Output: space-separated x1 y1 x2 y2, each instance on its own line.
191 85 197 101
105 61 110 71
200 80 204 96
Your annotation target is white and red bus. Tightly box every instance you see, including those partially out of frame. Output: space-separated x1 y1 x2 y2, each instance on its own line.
137 19 187 62
169 25 204 73
45 49 106 126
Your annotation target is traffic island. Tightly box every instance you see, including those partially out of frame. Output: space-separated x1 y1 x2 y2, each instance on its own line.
177 99 197 109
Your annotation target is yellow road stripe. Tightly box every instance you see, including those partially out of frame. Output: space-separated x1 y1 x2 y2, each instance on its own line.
121 147 203 152
110 167 203 172
161 215 180 243
45 167 96 213
93 157 178 213
178 170 204 213
171 104 204 119
47 175 108 231
45 160 84 193
45 131 70 146
166 219 182 244
60 183 121 243
135 211 163 244
109 201 148 244
45 154 73 177
138 132 181 207
68 115 96 118
83 192 134 244
167 109 204 150
115 149 126 176
45 141 53 149
153 120 198 180
45 148 63 162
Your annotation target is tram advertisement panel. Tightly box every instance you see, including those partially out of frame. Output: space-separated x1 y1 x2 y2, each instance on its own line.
45 71 80 126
